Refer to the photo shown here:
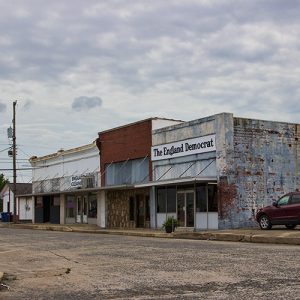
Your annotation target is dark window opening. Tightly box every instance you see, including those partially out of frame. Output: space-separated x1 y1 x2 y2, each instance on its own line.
208 185 218 212
167 187 176 213
157 188 166 213
145 195 150 221
129 196 135 221
196 185 207 212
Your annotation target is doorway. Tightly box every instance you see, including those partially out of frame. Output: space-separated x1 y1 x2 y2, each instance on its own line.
136 195 145 228
177 191 195 227
76 196 88 223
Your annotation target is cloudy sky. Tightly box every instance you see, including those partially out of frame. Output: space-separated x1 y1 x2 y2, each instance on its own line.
0 0 300 182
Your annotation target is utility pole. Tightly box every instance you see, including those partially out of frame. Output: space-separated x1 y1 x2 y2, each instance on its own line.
13 101 17 223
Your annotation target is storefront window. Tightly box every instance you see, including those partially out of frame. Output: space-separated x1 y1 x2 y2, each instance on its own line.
167 187 176 213
66 196 75 218
157 188 166 213
52 196 60 206
129 196 135 221
36 197 43 208
88 194 97 218
196 185 207 212
208 185 218 212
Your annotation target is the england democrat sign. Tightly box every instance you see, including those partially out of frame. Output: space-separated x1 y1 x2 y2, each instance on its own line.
151 134 216 161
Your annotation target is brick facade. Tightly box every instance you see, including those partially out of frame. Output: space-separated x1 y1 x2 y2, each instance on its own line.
98 119 153 186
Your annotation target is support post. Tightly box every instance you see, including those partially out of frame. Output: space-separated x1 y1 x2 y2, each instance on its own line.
13 101 17 223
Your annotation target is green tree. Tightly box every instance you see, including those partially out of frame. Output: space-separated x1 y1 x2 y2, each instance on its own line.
0 173 9 191
0 173 9 212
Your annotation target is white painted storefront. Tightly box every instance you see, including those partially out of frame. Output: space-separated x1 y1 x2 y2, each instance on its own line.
148 115 232 231
30 141 105 227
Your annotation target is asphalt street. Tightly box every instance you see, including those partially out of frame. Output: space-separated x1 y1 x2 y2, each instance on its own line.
0 228 299 299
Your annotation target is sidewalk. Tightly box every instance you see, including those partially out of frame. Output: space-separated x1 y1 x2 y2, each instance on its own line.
0 222 300 245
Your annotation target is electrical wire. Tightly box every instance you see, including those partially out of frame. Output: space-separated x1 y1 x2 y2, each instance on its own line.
17 147 32 158
0 147 11 153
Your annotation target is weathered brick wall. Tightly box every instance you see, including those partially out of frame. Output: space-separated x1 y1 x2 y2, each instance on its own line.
232 118 300 227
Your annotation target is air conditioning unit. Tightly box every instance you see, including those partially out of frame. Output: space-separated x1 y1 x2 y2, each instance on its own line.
81 177 95 189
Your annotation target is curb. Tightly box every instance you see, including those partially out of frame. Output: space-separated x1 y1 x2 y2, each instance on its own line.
1 223 300 246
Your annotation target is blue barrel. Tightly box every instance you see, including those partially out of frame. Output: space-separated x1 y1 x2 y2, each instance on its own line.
1 212 10 222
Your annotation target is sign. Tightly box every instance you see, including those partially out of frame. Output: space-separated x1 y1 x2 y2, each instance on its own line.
71 175 82 188
70 173 96 189
151 134 216 161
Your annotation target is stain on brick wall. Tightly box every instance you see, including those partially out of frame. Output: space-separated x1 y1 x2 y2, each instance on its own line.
218 180 237 219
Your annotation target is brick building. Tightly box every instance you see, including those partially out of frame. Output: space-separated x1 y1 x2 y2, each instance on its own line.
145 113 300 229
97 118 183 228
27 113 300 230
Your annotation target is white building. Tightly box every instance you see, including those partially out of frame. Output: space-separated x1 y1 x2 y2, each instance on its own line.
30 141 104 226
0 183 32 222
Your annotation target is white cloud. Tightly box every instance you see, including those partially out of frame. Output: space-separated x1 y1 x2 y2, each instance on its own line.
0 0 300 182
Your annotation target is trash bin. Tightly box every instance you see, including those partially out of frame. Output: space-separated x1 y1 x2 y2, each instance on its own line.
1 212 10 222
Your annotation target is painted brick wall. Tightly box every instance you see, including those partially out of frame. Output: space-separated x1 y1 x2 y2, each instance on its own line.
231 118 300 228
98 120 152 185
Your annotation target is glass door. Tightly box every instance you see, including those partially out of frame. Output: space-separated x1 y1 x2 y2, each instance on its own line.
186 192 195 227
76 196 88 223
136 195 145 228
177 192 185 227
76 196 82 223
177 191 195 227
82 196 88 224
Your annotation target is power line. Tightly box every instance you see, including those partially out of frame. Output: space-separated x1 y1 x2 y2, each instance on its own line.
0 167 33 171
0 159 29 161
0 147 10 153
18 147 31 158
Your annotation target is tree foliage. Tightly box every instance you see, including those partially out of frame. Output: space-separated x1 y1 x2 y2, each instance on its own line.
0 173 9 191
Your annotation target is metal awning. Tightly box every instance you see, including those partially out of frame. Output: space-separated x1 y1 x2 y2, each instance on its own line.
22 184 135 197
134 176 217 188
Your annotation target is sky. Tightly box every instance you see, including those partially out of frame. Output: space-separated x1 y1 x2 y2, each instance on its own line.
0 0 300 182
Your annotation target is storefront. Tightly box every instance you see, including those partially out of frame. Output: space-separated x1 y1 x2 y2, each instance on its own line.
97 117 182 229
34 194 60 224
149 112 300 229
30 141 101 226
156 182 218 229
105 188 150 228
65 192 98 224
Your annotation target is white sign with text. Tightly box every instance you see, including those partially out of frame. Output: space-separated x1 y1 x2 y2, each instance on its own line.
151 134 216 161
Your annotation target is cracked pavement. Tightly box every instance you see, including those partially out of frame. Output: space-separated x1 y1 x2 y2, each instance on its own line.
0 227 299 299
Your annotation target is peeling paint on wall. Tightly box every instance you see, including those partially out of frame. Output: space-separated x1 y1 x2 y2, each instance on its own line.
232 118 300 227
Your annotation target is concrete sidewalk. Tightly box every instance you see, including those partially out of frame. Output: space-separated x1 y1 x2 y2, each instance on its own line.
1 222 300 245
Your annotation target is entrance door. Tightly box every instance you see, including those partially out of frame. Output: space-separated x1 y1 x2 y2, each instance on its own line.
76 196 88 223
177 191 195 227
136 195 145 228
